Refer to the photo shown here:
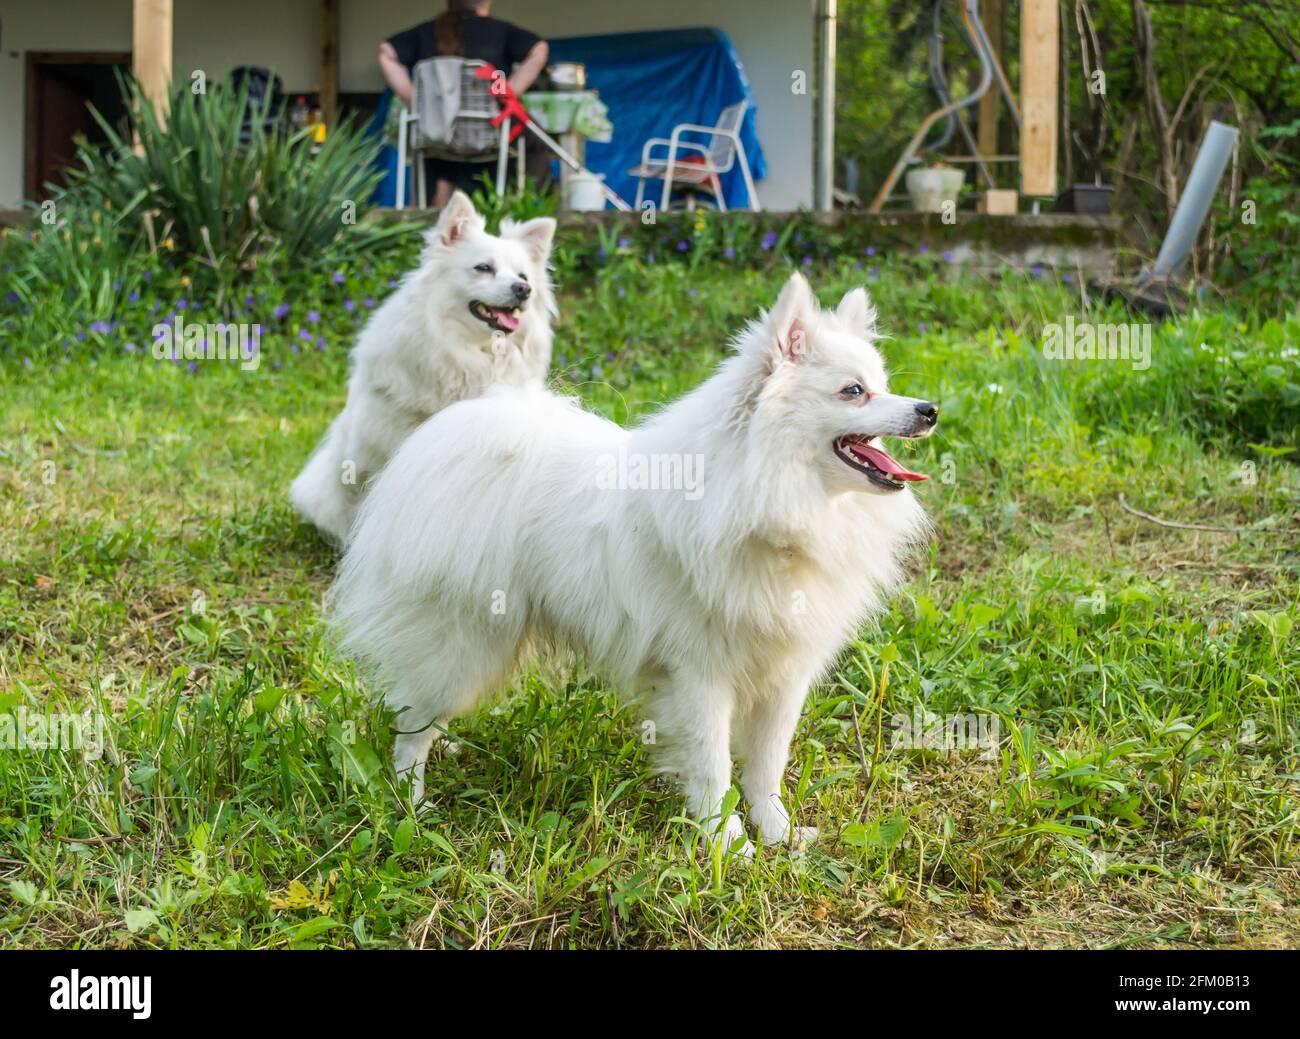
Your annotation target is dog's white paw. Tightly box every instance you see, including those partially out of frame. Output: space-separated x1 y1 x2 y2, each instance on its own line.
433 737 461 758
691 813 755 862
750 802 819 849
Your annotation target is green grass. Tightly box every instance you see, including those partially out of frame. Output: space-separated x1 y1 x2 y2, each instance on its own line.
1 255 1297 948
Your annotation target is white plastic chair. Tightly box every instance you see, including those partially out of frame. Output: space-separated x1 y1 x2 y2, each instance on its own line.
395 57 519 208
628 99 760 212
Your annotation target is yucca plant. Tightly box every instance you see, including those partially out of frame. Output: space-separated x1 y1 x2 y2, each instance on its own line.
55 71 388 269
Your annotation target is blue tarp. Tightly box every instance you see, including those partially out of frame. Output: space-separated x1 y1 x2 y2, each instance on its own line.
547 28 766 209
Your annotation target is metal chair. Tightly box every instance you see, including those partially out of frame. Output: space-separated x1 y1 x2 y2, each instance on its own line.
628 99 760 212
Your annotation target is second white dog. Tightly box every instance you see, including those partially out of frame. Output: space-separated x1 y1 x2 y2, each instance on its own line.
331 272 937 857
290 191 556 545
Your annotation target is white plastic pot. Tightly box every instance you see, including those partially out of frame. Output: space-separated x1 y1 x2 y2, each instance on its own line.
565 171 607 211
905 167 966 213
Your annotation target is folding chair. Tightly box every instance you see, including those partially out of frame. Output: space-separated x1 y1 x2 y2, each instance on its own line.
628 99 760 212
395 57 516 209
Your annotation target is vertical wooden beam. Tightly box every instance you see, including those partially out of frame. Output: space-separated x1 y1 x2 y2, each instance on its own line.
1020 0 1058 197
976 0 1003 158
132 0 173 120
321 0 339 128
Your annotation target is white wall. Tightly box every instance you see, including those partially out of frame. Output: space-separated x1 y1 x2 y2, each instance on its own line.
1 0 813 209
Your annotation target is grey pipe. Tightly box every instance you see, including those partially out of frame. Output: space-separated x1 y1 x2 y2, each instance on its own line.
1150 120 1238 280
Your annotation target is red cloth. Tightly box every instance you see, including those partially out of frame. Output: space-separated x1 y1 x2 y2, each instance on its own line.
474 63 529 141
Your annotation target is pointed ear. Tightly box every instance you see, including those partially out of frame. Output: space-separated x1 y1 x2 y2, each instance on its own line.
502 216 556 265
429 191 484 248
836 287 878 337
766 271 817 364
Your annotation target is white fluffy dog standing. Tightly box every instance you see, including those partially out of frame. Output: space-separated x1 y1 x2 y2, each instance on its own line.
330 272 937 856
290 191 556 545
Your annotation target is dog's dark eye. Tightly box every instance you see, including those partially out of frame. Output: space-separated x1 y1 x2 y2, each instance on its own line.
840 383 865 398
517 272 528 282
474 263 495 274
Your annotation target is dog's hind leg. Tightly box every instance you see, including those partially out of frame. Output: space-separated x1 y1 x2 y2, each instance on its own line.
290 421 356 547
650 673 753 860
388 622 522 807
737 681 819 848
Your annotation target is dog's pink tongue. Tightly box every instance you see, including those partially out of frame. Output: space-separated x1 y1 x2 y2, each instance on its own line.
495 308 520 331
852 442 928 481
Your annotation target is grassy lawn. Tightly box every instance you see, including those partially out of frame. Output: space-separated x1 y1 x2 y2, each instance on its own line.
1 251 1297 948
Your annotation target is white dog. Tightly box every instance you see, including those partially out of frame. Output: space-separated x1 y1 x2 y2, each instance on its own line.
290 191 556 545
330 272 937 856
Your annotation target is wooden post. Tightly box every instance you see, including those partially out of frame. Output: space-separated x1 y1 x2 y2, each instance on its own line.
976 0 1003 159
1020 0 1058 198
132 0 173 120
321 0 339 129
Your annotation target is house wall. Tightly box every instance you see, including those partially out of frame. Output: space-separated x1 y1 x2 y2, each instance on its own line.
0 0 813 209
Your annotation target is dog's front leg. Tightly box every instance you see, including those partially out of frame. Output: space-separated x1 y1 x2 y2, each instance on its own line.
653 675 753 860
738 684 819 847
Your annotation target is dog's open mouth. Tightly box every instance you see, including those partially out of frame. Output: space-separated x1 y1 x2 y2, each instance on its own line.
834 436 928 491
468 300 522 333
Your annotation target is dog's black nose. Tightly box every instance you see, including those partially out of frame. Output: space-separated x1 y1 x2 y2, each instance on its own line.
512 280 532 302
915 401 939 425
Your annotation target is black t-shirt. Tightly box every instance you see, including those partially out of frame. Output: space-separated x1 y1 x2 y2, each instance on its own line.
387 15 541 75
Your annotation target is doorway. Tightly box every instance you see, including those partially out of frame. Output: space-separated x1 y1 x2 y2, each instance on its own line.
25 52 131 201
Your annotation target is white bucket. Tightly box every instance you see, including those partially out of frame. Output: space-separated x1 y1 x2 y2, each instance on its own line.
565 171 606 211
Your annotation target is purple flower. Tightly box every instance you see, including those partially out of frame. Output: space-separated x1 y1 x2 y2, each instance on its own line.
1030 264 1045 278
244 294 255 308
723 247 735 259
388 278 399 288
761 231 778 251
291 344 301 354
617 287 626 297
124 342 138 353
332 270 345 284
618 237 629 249
307 310 320 324
677 240 689 252
128 291 140 304
89 321 110 334
343 299 357 312
941 249 955 263
363 298 376 309
187 362 199 372
865 246 876 257
802 255 812 267
688 288 698 298
273 362 282 370
274 303 290 319
177 299 188 310
3 291 18 305
918 322 928 334
868 266 879 283
916 244 929 254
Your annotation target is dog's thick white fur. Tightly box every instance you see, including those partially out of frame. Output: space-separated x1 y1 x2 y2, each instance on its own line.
330 272 937 857
290 191 557 545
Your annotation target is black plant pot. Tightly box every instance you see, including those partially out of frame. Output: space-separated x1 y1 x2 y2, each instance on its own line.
1054 184 1114 214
